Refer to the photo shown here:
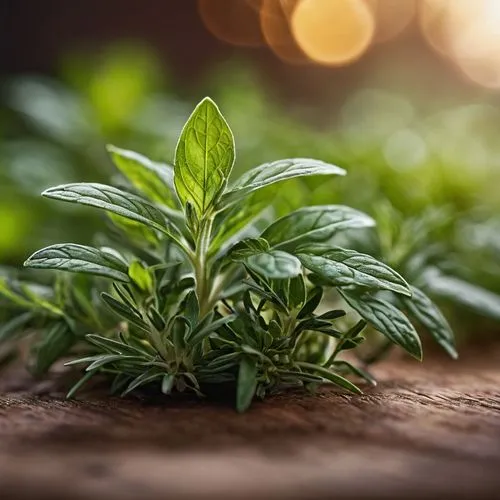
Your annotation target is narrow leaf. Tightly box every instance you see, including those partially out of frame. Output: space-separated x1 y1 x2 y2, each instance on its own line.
25 244 130 282
261 205 375 252
43 183 173 235
297 362 362 394
401 285 457 359
237 356 258 412
222 158 345 205
298 248 411 297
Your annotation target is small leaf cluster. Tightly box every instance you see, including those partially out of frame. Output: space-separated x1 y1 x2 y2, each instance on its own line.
1 98 457 411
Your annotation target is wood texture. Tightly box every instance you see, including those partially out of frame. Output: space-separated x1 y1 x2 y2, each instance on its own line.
1 349 500 499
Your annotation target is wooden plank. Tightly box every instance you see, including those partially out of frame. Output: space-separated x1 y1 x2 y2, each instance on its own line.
1 348 499 499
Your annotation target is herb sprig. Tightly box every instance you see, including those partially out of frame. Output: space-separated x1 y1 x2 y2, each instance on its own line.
2 98 457 411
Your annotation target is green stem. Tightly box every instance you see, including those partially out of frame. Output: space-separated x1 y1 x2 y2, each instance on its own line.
194 216 214 318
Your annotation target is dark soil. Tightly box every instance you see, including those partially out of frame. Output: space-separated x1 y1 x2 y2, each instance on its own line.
1 348 500 500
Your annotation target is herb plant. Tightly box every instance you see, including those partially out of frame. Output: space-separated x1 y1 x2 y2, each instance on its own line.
3 98 457 411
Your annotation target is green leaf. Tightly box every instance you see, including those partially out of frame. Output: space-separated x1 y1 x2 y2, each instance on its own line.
424 268 500 321
107 145 177 207
261 205 375 252
401 286 457 359
237 356 258 412
297 287 323 318
340 290 422 360
101 292 149 332
187 315 236 346
0 312 35 342
297 248 411 297
296 362 362 394
222 158 345 205
31 321 75 376
43 183 174 236
331 361 377 386
210 195 267 254
128 260 153 292
24 244 130 282
245 250 301 279
174 97 235 217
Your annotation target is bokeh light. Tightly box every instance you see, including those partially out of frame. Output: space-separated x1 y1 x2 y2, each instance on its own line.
260 0 309 64
198 0 264 47
290 0 375 66
420 0 500 89
366 0 416 44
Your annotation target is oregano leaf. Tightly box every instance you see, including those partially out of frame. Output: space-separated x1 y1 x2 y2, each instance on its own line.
297 248 412 297
339 290 422 360
24 244 130 282
261 205 375 252
174 97 235 217
222 158 345 206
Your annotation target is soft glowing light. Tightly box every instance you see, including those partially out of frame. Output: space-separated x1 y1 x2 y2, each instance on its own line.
260 0 309 64
366 0 416 44
198 0 264 47
420 0 500 89
291 0 375 66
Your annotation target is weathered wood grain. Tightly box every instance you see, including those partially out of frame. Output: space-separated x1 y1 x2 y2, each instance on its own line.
1 348 499 499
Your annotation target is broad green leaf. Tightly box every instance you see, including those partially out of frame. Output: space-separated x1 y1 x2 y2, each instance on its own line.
424 268 500 321
24 244 130 282
297 248 411 297
107 145 177 207
43 183 174 236
402 286 458 359
31 321 75 376
128 260 153 292
261 205 375 252
245 250 301 279
339 290 422 360
174 97 235 217
237 356 258 412
221 158 346 205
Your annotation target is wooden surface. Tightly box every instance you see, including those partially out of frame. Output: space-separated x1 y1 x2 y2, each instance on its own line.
1 348 500 500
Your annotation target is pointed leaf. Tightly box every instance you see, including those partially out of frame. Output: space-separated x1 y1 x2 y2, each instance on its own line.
261 205 375 252
298 248 411 297
174 97 235 217
297 362 362 394
222 158 345 205
401 285 457 359
107 145 177 207
237 356 258 412
25 244 130 282
339 290 422 360
424 268 500 321
43 183 174 235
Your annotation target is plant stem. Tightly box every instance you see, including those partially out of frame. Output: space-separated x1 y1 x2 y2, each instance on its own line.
194 216 214 318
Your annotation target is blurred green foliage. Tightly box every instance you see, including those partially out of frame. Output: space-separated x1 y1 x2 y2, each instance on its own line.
1 42 499 332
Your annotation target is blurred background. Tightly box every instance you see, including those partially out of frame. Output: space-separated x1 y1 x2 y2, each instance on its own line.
1 0 500 335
